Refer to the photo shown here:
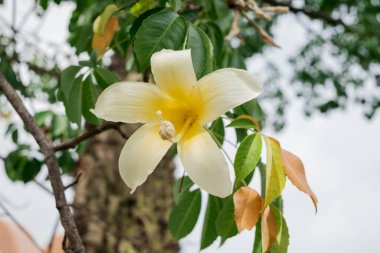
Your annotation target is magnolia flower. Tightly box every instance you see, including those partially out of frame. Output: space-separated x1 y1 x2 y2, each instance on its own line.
91 49 262 197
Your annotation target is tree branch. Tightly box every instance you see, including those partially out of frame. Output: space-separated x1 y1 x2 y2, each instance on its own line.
260 0 348 28
0 75 85 253
53 122 125 152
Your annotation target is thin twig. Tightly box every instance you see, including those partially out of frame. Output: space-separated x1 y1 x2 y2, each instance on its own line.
0 199 45 253
33 179 54 195
260 0 348 28
53 122 124 152
11 0 17 33
178 170 186 193
0 75 85 253
64 172 83 191
240 11 280 48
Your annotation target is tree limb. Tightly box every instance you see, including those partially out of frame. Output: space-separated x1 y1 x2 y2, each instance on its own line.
0 75 85 253
53 122 125 152
260 0 348 28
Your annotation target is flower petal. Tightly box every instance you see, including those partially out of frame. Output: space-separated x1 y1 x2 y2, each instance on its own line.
197 68 262 125
178 124 232 197
91 82 168 123
119 123 173 193
151 49 197 99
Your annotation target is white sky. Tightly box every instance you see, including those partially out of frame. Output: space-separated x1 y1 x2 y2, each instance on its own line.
1 1 380 252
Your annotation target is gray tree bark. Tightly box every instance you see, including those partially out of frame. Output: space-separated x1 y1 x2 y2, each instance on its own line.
73 124 179 253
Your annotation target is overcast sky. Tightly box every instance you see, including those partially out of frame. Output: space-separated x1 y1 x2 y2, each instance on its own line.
1 1 379 252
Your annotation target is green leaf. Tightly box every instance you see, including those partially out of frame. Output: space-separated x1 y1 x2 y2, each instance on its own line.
39 0 49 10
0 57 24 92
263 136 286 207
235 128 248 143
58 151 76 174
133 10 188 71
227 118 257 129
60 66 82 100
200 195 224 249
234 133 262 182
173 176 194 204
129 7 165 38
216 196 238 244
79 60 95 68
34 111 53 127
186 24 214 78
199 22 224 66
203 0 233 35
235 100 265 128
52 114 68 138
169 188 201 240
94 67 120 89
4 149 42 183
209 117 225 147
269 205 289 253
252 219 262 253
82 76 100 125
65 76 83 126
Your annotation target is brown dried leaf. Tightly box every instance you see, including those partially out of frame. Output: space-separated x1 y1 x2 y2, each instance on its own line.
92 16 119 58
281 149 318 212
233 186 263 232
261 206 277 253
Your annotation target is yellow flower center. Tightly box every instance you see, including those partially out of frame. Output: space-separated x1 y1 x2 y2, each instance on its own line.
156 110 198 143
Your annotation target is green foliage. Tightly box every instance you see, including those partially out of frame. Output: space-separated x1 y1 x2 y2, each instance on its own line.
0 57 24 93
186 24 214 78
215 196 238 244
4 146 42 183
172 176 194 204
209 117 225 147
169 188 202 240
200 195 224 249
270 205 290 253
234 133 262 182
133 9 188 71
227 118 257 129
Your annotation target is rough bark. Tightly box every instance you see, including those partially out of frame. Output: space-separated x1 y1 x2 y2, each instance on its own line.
73 124 179 253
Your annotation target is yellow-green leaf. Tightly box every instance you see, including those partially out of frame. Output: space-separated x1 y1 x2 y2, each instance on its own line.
93 4 119 35
92 16 119 57
263 136 286 207
234 133 262 182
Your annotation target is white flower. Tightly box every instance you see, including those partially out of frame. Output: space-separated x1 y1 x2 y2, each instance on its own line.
91 49 262 197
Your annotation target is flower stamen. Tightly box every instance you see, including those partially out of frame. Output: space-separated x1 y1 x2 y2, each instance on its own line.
156 110 195 143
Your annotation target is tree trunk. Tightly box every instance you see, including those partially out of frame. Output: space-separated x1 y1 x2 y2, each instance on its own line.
73 124 179 253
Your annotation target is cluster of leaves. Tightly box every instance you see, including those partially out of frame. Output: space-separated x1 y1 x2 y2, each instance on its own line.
168 114 317 252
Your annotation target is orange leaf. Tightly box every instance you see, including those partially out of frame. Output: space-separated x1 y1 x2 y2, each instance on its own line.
281 149 318 212
233 186 263 232
92 16 119 58
261 206 277 253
